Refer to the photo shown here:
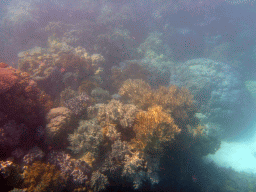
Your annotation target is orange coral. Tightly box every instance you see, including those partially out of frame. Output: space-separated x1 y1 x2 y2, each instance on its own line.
132 105 181 154
153 85 197 127
119 79 153 110
119 79 197 127
22 161 65 192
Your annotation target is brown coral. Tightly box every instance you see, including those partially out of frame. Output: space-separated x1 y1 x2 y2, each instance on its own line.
132 105 181 154
22 161 65 192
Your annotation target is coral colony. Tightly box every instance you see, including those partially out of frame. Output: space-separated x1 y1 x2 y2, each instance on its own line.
0 0 256 191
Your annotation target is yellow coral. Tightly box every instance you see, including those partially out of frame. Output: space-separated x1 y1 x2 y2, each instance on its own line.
132 105 181 154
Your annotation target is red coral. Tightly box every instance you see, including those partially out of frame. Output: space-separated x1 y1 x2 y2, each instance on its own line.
0 62 8 68
0 68 18 94
0 64 53 150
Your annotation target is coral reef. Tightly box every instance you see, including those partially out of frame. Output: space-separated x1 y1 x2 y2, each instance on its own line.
132 105 181 154
59 87 77 106
0 66 18 94
22 161 65 192
54 51 92 74
90 171 109 192
119 79 196 127
0 62 8 68
0 1 245 191
64 92 91 116
22 147 45 165
137 32 173 85
119 79 153 110
47 151 91 186
97 99 138 129
78 80 99 95
18 43 105 80
0 64 47 128
68 119 103 159
0 120 26 148
91 87 110 103
121 151 146 189
45 107 74 147
0 160 22 189
169 58 244 134
110 60 150 92
17 43 106 100
101 139 132 174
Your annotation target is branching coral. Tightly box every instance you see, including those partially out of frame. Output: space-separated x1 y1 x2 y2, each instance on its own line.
101 139 132 174
119 79 197 127
68 119 103 159
153 85 196 126
59 87 77 106
22 147 45 165
122 151 147 189
97 99 138 129
132 105 181 154
119 79 153 110
22 161 65 192
90 171 109 192
47 151 91 186
64 92 91 116
95 99 138 142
